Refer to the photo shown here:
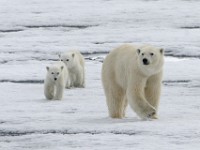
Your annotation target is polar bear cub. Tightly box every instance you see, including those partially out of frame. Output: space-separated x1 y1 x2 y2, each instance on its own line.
44 61 70 100
102 44 164 119
59 50 85 88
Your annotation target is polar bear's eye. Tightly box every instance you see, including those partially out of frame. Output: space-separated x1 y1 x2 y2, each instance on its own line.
141 53 144 56
57 72 59 75
51 72 54 74
66 59 69 61
150 53 154 56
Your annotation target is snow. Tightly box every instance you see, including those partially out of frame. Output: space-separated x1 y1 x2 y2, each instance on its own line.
1 0 200 149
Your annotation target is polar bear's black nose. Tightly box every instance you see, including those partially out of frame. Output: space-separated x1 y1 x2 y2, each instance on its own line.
54 78 57 81
143 58 149 65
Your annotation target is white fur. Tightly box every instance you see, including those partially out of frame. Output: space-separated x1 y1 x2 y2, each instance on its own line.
59 50 85 88
102 44 164 119
44 61 70 100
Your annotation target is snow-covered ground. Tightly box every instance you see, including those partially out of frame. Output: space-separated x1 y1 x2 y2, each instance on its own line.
1 0 200 149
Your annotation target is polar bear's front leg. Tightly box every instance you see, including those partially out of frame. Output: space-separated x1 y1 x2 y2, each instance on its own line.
127 84 156 119
75 67 85 88
65 78 71 89
44 83 54 100
69 73 75 87
54 84 65 100
145 71 163 118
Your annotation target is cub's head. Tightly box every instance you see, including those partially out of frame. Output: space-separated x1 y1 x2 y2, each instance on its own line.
137 45 164 75
59 53 75 69
46 65 64 81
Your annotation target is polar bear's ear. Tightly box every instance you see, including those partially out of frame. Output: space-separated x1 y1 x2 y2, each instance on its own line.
72 53 75 58
160 48 164 54
61 66 64 71
137 49 141 55
46 66 49 71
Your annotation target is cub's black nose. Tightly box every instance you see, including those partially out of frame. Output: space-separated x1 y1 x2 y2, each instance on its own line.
143 58 149 65
54 78 57 81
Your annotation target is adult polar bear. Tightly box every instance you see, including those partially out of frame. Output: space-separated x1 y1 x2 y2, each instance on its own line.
102 44 164 119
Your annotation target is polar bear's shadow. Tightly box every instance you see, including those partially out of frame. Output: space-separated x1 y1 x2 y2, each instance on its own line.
81 117 141 124
39 98 65 103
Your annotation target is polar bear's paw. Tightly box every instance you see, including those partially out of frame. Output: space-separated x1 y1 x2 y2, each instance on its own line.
147 111 158 119
140 106 157 120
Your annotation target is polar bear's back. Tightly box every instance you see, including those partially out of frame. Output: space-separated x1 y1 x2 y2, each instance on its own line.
103 44 137 66
102 44 138 89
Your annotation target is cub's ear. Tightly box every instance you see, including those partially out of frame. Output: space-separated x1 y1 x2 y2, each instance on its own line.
46 66 49 71
137 49 141 55
160 48 164 54
61 66 64 71
72 53 75 58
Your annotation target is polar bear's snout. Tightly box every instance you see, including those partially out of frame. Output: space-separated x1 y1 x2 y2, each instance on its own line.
143 58 149 65
54 78 57 81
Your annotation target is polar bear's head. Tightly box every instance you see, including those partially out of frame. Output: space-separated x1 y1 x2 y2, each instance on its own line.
46 65 64 81
137 45 164 75
59 52 75 69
